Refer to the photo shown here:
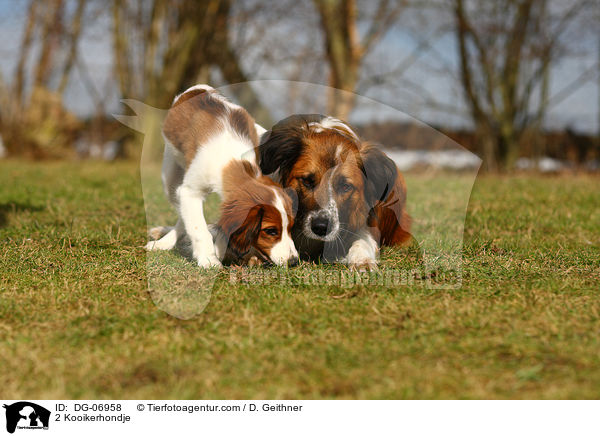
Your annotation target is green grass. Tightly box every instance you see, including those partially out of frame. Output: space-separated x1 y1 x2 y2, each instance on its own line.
0 160 598 399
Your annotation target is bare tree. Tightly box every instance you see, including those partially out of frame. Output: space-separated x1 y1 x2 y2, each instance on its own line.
112 0 270 113
313 0 404 119
14 1 38 109
33 0 64 89
453 0 595 170
58 0 87 94
110 0 275 158
1 0 86 158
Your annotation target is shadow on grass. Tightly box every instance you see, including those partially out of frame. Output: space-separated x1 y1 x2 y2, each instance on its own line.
0 202 44 228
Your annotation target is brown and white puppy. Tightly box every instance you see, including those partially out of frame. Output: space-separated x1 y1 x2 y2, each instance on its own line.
145 85 298 268
258 114 411 270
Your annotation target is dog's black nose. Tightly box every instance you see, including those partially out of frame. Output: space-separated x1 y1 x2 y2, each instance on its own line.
287 257 299 267
311 216 330 236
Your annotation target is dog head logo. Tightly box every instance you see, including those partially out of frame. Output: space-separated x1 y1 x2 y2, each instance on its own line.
3 402 50 434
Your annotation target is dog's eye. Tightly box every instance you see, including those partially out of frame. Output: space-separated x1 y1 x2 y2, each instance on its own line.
339 182 354 193
262 227 278 236
299 176 315 190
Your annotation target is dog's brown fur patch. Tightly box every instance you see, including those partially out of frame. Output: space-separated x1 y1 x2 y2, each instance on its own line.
163 89 258 167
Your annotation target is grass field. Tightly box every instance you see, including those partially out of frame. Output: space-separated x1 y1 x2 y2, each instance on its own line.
1 160 599 399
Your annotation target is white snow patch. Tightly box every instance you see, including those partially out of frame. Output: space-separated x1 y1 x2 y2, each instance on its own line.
383 149 481 171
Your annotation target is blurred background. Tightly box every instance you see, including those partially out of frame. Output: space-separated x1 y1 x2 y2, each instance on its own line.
0 0 598 171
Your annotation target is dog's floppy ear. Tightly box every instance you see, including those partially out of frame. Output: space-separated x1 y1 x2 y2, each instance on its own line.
259 114 325 181
360 144 398 208
226 205 265 257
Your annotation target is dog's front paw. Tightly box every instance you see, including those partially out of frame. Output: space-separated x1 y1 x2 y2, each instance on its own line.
247 256 263 267
197 254 222 269
348 258 378 272
345 240 378 271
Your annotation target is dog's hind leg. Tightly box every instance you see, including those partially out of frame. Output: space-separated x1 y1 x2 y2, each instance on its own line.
145 143 185 252
148 225 173 240
162 143 185 207
145 226 177 251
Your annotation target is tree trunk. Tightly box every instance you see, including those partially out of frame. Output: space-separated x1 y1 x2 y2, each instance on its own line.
58 0 86 94
33 0 64 89
15 1 38 108
314 0 360 120
479 126 498 172
112 0 132 100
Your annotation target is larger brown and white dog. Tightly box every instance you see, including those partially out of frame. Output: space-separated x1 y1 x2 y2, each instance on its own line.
145 85 298 268
258 114 411 270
